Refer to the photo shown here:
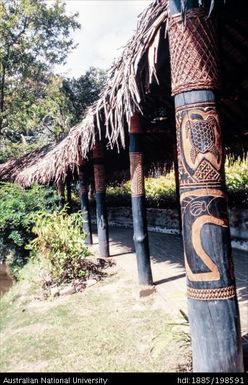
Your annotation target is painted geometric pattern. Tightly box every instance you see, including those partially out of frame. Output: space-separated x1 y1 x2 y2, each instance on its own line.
187 285 236 301
193 159 221 181
94 164 106 193
130 152 145 196
169 8 219 95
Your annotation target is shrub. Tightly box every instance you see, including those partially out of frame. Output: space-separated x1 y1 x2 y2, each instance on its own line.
27 210 92 285
106 175 177 209
225 161 248 190
0 183 58 273
225 161 248 208
106 161 247 209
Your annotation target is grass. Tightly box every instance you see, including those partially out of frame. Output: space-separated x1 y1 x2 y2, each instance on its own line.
0 259 191 372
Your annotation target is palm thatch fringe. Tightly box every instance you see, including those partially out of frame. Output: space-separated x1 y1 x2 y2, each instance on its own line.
77 0 225 157
0 144 54 183
15 122 90 187
78 0 169 157
3 0 247 188
79 0 247 158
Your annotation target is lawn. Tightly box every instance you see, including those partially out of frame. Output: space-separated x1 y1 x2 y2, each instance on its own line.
0 259 191 372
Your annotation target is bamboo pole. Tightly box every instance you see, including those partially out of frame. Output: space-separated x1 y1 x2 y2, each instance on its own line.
129 113 154 296
168 0 243 372
92 143 109 258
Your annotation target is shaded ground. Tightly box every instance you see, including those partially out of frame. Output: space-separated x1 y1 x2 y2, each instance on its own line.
1 226 247 372
0 249 191 372
90 226 248 366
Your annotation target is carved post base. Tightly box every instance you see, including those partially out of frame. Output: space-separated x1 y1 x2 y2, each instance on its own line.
188 297 243 371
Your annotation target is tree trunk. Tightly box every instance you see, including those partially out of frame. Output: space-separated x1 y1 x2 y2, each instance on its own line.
0 65 6 134
168 0 243 372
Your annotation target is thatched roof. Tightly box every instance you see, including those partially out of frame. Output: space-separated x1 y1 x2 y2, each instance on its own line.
15 123 86 187
8 0 248 187
0 144 53 183
14 116 175 187
76 0 169 156
78 0 248 160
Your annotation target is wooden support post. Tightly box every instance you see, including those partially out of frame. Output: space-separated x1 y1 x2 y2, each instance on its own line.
92 143 109 258
78 165 93 245
57 180 65 209
129 113 154 295
66 177 72 212
173 146 182 234
168 0 243 372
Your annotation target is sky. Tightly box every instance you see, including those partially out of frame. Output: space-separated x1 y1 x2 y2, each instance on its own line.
55 0 151 78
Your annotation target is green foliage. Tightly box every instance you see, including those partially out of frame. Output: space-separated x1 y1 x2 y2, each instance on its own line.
62 67 107 123
106 183 131 207
0 183 58 272
27 209 91 285
225 161 248 189
0 138 45 163
225 161 248 208
0 1 107 159
106 161 248 209
0 0 80 139
145 174 177 208
106 175 177 209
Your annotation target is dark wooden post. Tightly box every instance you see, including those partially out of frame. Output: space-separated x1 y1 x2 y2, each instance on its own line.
66 177 72 212
78 164 93 245
92 143 109 258
173 146 182 234
129 113 154 295
168 0 243 372
57 179 65 209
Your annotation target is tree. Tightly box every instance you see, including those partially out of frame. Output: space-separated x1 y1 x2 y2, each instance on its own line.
34 74 74 142
0 0 80 136
62 67 107 123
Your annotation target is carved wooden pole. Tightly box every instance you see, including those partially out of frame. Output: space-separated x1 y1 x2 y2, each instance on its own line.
78 164 93 245
168 0 243 372
129 113 153 294
92 143 109 258
173 146 182 234
57 179 65 209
